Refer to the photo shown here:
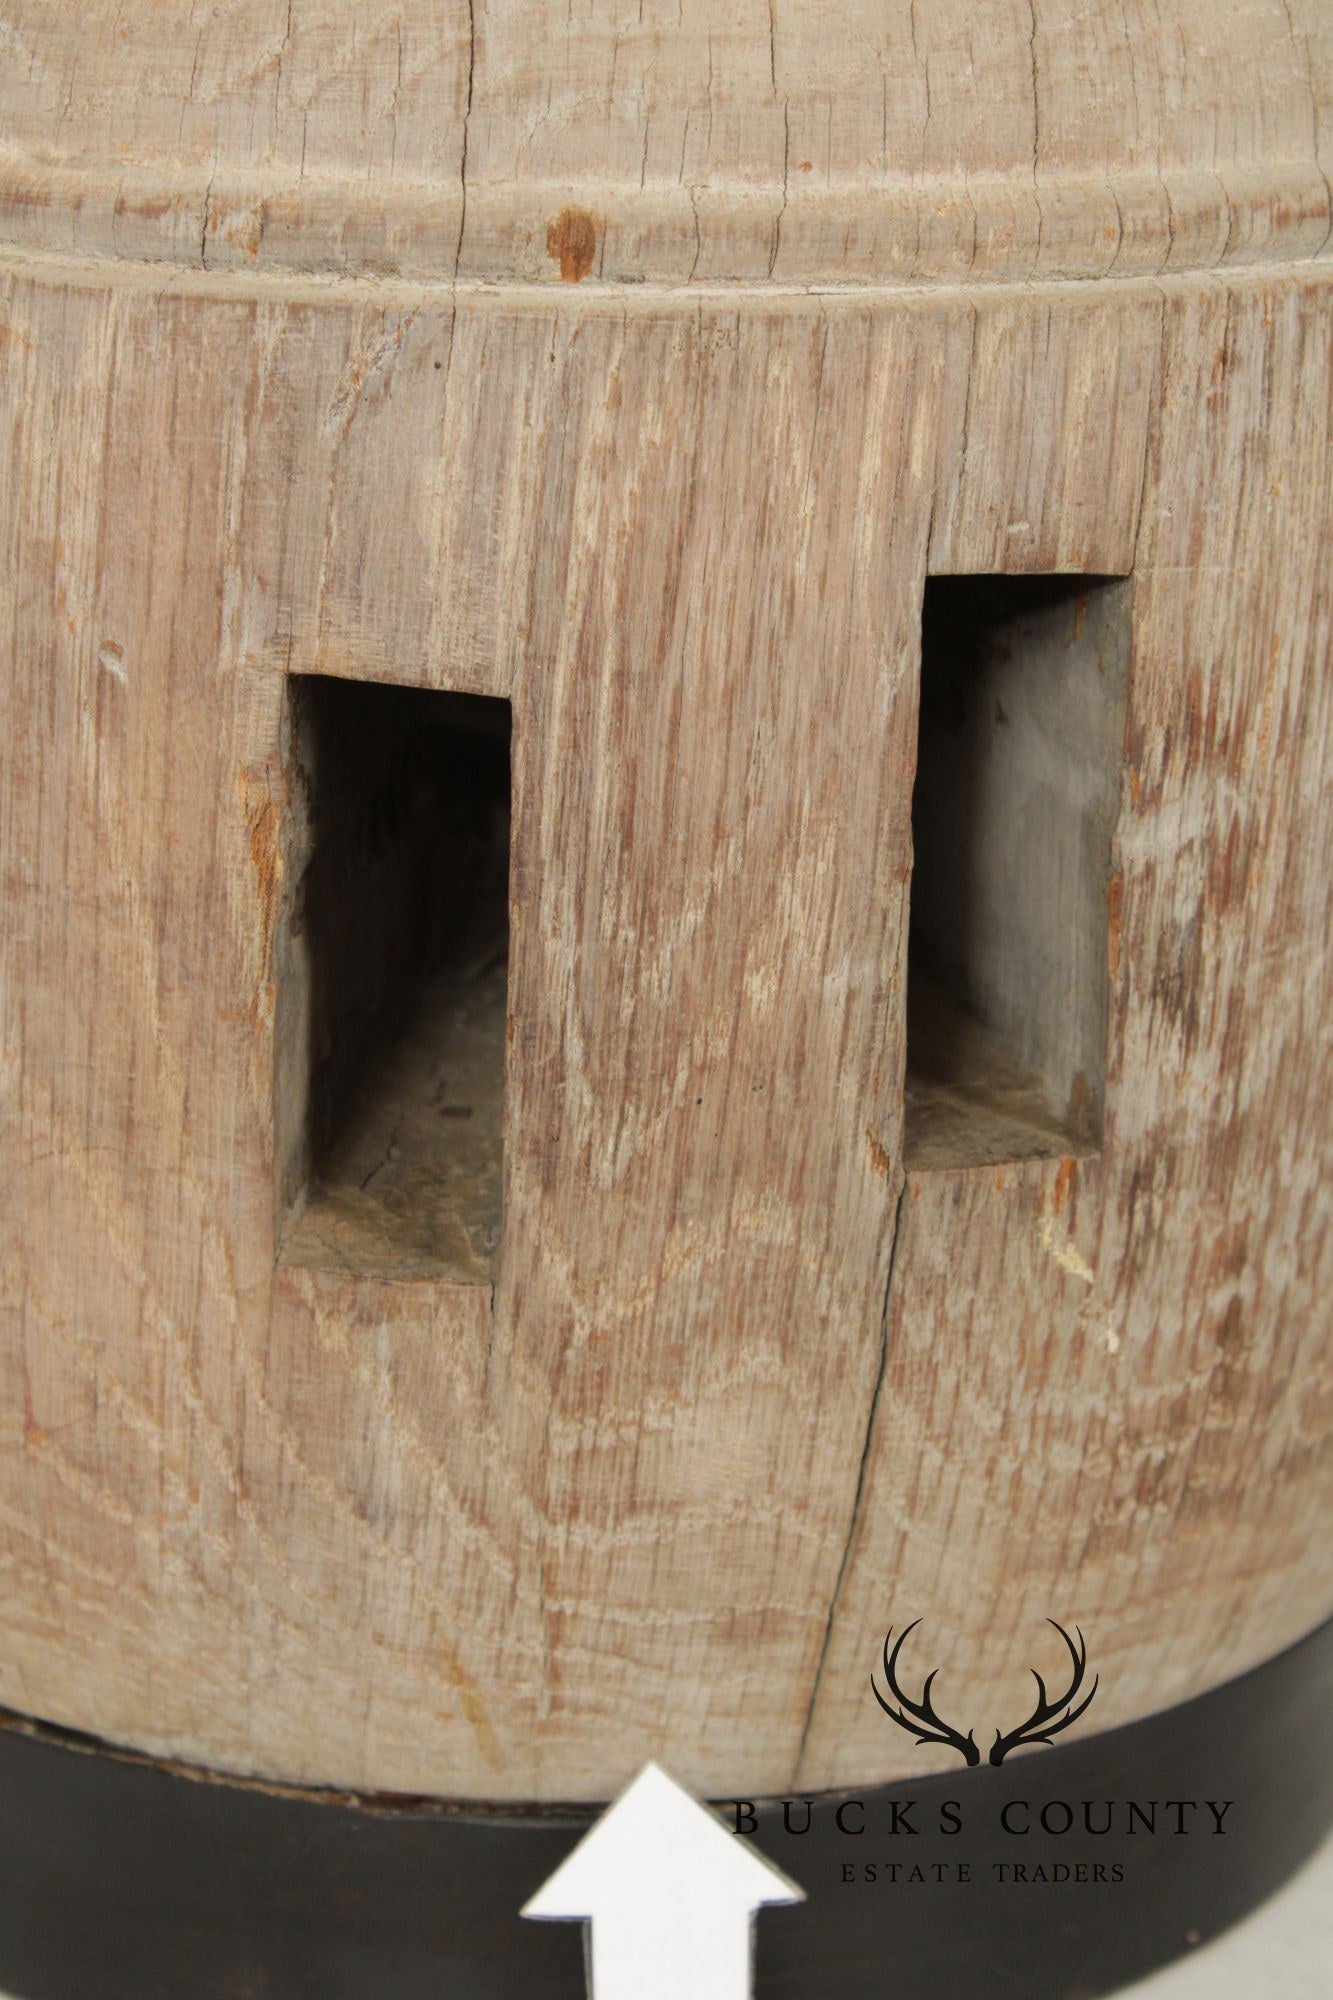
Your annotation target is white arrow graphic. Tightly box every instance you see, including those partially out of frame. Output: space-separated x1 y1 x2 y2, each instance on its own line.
522 1762 804 2000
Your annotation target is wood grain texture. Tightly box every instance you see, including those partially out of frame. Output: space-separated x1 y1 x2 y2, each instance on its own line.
0 2 1329 286
800 272 1333 1786
0 1 1330 1806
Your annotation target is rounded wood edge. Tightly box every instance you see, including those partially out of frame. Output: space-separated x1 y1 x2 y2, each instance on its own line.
1 156 1329 293
0 1615 1329 1999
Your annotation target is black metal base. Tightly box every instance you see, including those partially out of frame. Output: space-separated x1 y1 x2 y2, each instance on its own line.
1 1617 1331 1999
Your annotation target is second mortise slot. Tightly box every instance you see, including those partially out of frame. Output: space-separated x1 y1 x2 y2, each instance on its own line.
276 676 511 1281
905 574 1130 1172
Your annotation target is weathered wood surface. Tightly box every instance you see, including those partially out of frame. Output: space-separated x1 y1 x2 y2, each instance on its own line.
0 1 1329 287
1 2 1330 1804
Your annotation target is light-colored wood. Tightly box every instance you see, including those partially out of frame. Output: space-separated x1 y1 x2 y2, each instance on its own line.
0 1 1329 288
1 2 1330 1804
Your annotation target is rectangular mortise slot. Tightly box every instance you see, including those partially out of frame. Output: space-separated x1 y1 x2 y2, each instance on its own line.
904 575 1129 1171
276 676 511 1279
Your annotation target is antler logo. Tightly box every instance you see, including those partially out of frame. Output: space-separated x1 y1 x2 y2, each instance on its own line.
872 1619 1098 1767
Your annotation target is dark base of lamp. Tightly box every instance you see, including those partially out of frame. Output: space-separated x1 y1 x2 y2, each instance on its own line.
1 1616 1330 2000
